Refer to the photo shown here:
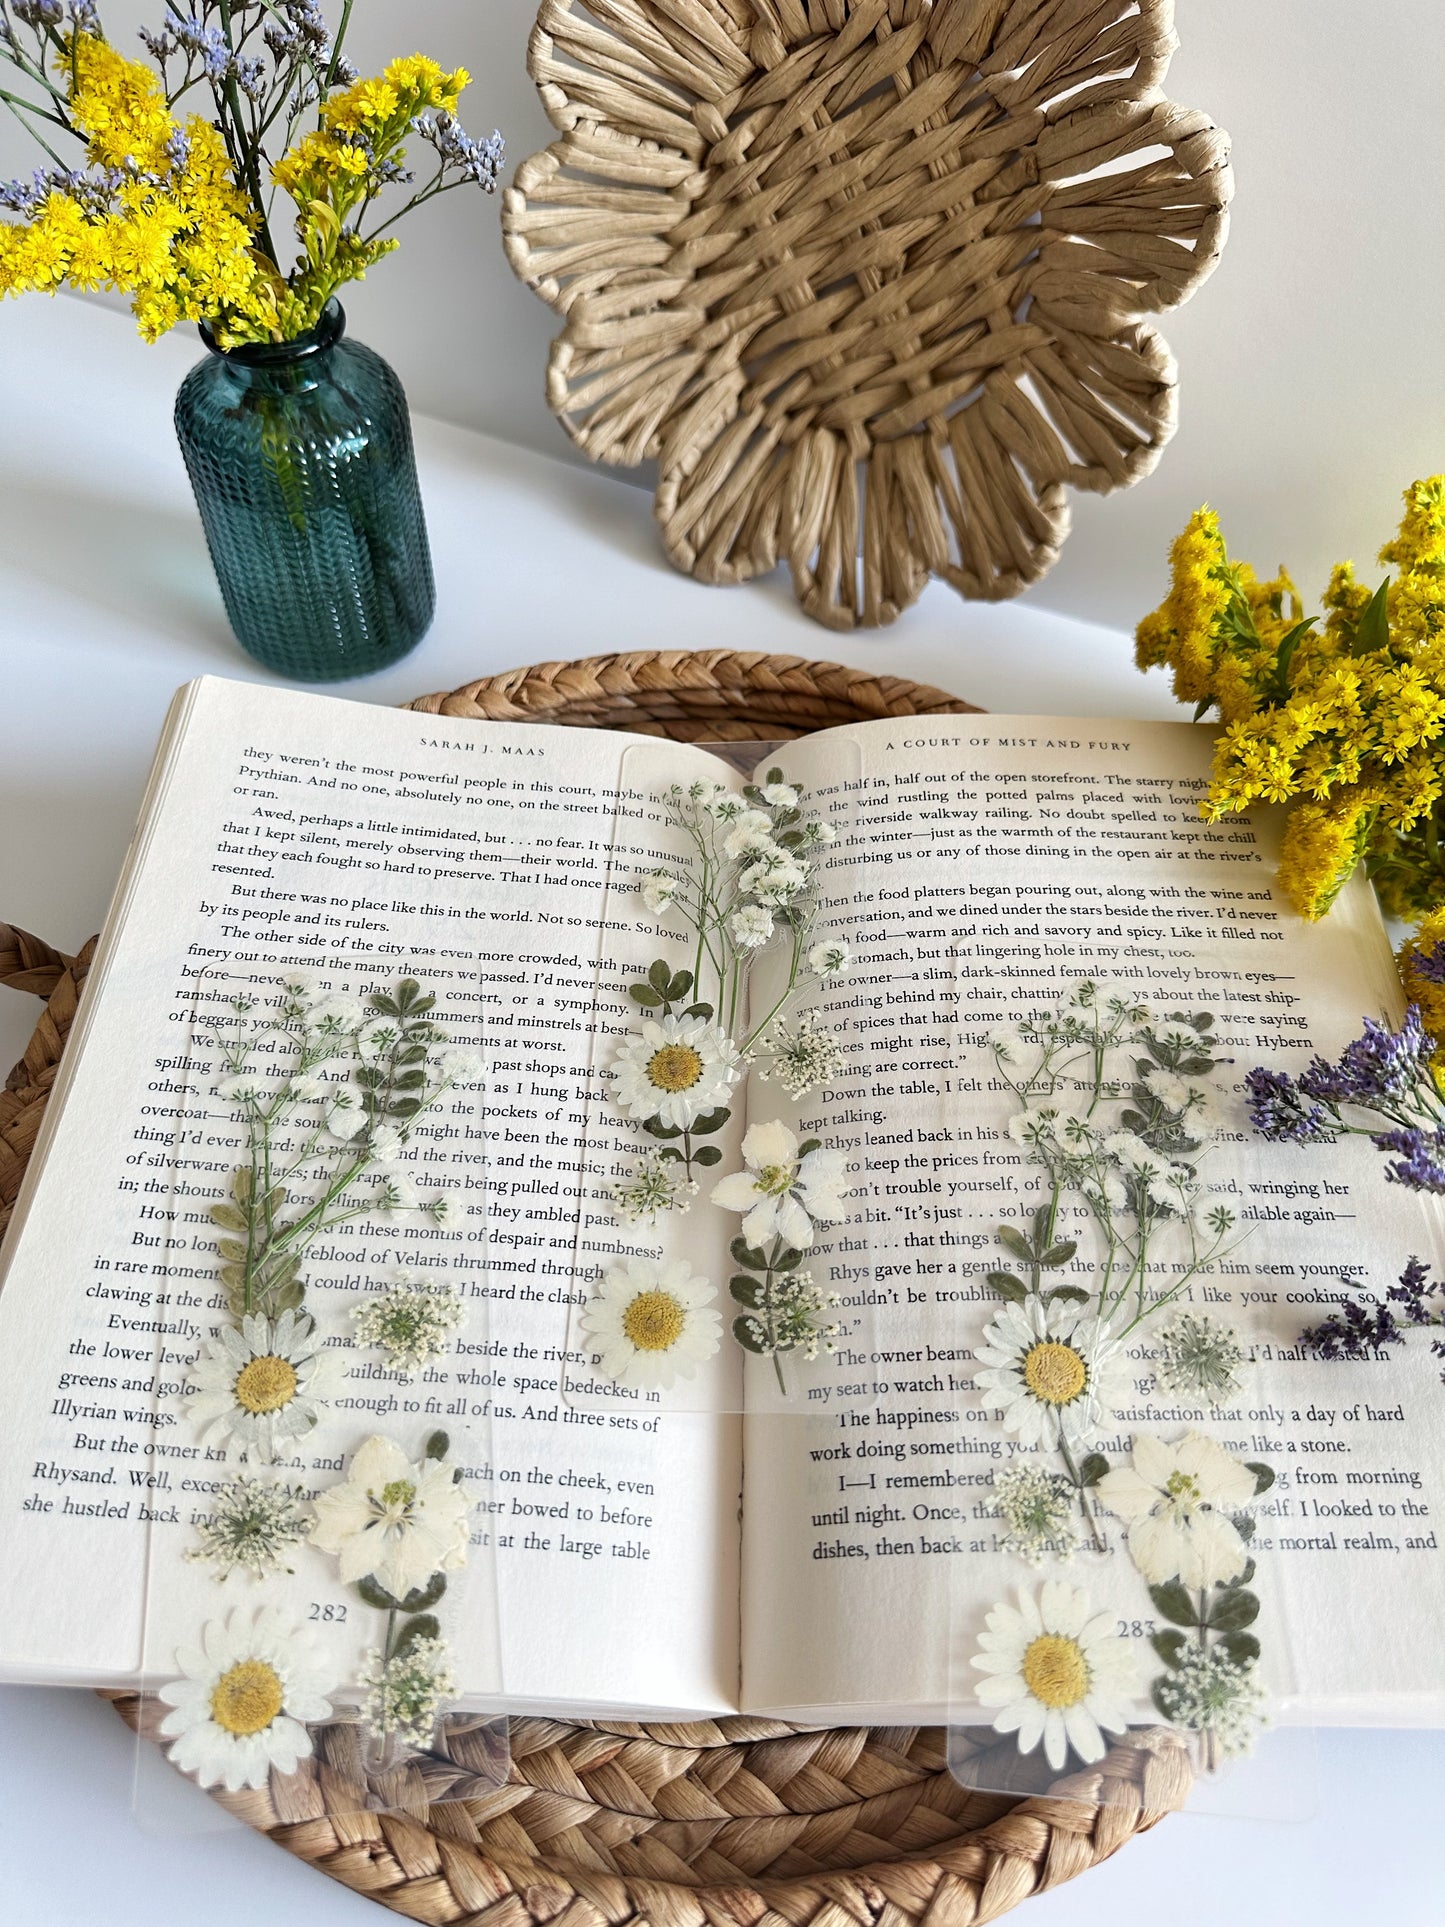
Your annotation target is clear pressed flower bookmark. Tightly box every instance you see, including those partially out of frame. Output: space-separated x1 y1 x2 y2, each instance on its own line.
129 960 508 1830
543 734 897 1419
936 956 1319 1817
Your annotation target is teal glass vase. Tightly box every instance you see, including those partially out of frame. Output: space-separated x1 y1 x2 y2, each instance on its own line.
174 302 435 681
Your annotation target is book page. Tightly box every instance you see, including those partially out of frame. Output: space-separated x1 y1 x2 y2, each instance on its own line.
741 716 1445 1725
0 678 741 1716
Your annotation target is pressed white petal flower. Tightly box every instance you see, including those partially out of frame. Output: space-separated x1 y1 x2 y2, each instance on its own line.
640 870 681 914
1097 1431 1258 1588
309 1434 471 1601
157 1606 339 1792
712 1121 851 1251
729 904 775 949
806 939 851 977
184 1313 332 1464
610 1015 742 1129
968 1584 1138 1772
579 1257 721 1390
761 782 799 808
973 1300 1125 1452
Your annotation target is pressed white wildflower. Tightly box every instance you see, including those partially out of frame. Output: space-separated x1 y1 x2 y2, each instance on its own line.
800 819 836 845
730 903 775 949
1157 1314 1247 1407
1155 1648 1265 1757
756 1011 846 1098
308 994 366 1034
309 1435 471 1600
289 1072 331 1102
352 1274 467 1377
217 1070 268 1103
761 781 800 808
185 1310 337 1463
610 1015 742 1129
989 1462 1080 1566
973 1300 1126 1452
640 870 682 914
1097 1432 1257 1588
723 811 777 859
990 1025 1031 1066
739 854 809 903
359 1635 456 1749
807 939 851 976
711 1120 850 1248
327 1091 369 1139
610 1150 697 1225
438 1046 485 1083
186 1475 311 1581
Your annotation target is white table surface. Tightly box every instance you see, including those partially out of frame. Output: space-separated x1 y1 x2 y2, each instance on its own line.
2 291 1441 1926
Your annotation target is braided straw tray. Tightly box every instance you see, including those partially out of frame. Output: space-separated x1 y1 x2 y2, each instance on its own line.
503 1 1232 630
0 652 1189 1923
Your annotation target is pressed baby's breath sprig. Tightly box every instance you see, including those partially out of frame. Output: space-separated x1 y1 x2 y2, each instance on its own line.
206 972 473 1322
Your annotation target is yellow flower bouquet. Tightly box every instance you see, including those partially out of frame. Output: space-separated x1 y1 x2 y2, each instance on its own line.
1136 478 1445 933
0 3 501 678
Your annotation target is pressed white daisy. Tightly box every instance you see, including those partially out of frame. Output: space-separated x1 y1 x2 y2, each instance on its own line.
761 781 799 808
609 1014 742 1128
579 1256 722 1389
352 1273 467 1376
807 939 851 976
971 1581 1139 1771
640 870 682 914
972 1299 1125 1451
185 1310 336 1463
710 1119 850 1249
309 1434 471 1600
1096 1432 1257 1588
158 1605 338 1792
730 903 775 949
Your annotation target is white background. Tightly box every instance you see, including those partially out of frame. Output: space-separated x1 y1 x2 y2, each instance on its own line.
4 0 1445 1917
2 1 1445 623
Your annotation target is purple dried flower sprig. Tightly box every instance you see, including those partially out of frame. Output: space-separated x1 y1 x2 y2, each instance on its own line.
1301 1256 1445 1380
1246 1005 1445 1193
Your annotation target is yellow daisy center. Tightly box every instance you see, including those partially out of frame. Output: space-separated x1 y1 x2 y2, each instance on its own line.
1021 1633 1091 1710
647 1044 704 1093
210 1657 285 1736
1022 1340 1088 1406
622 1289 687 1353
234 1354 299 1414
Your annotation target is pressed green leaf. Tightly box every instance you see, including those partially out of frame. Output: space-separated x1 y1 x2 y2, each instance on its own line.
798 1138 822 1158
730 1275 763 1308
1039 1240 1077 1268
390 1613 442 1660
1192 1012 1215 1031
1148 1581 1198 1628
395 979 423 1010
232 1167 254 1204
393 1069 426 1091
666 971 693 1001
1078 1452 1110 1487
690 1108 730 1135
997 1226 1035 1263
1178 1054 1215 1075
772 1246 804 1271
693 1145 723 1167
648 959 673 993
642 1117 683 1140
389 1097 422 1117
732 1315 767 1354
656 1147 683 1164
766 766 784 786
1221 1631 1261 1667
1207 1588 1260 1633
368 993 400 1016
731 1236 768 1269
1046 1285 1090 1306
356 1064 384 1088
1234 1511 1258 1542
397 1044 428 1066
629 984 663 1008
357 1576 400 1612
210 1202 248 1231
395 1572 447 1614
1230 1557 1257 1589
681 1003 714 1022
985 1270 1028 1305
216 1238 248 1264
272 1278 305 1313
1246 1461 1276 1494
1151 1629 1187 1669
424 1430 450 1461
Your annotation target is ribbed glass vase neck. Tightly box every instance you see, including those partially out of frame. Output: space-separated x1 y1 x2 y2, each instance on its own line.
200 302 347 391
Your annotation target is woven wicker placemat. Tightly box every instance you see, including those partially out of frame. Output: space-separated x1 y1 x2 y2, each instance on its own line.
1 650 1189 1923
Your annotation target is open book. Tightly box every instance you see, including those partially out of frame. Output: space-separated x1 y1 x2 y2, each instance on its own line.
3 676 1444 1731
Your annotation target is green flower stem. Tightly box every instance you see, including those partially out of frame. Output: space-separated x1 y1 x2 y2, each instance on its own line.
1057 1434 1107 1553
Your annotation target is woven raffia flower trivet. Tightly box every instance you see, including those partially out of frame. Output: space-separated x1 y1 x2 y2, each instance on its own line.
0 652 1190 1923
502 1 1232 630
